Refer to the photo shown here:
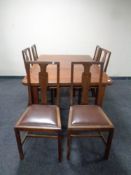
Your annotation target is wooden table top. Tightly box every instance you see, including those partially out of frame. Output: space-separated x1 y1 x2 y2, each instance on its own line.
22 55 112 86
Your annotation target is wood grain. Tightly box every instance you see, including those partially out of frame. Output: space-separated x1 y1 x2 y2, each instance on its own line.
22 55 112 87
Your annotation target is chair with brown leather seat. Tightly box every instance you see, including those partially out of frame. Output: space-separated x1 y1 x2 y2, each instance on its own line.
93 45 102 62
67 61 114 160
31 44 38 61
14 61 62 161
100 48 111 72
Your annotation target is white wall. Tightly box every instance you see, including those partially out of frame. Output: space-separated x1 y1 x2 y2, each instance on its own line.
0 0 131 76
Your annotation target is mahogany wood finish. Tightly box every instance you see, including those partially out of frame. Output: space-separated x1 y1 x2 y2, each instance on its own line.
14 61 62 162
93 45 102 62
22 48 39 104
31 44 38 61
22 55 112 106
100 48 111 72
67 61 114 160
93 46 111 72
91 47 111 98
22 48 33 71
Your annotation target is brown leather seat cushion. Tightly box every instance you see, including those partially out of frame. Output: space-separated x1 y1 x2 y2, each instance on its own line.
18 105 58 127
71 105 111 126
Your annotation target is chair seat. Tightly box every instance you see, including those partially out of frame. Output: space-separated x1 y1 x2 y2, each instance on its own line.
16 105 60 129
68 105 113 128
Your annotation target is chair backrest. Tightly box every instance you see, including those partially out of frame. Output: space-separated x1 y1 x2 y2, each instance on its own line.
93 45 102 62
22 48 33 71
70 61 104 105
31 44 38 61
100 48 111 72
25 61 60 105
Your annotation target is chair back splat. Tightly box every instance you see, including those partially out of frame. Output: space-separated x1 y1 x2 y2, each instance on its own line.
93 45 102 62
93 46 111 72
31 44 38 60
22 48 33 70
100 48 111 72
70 61 104 105
25 61 60 105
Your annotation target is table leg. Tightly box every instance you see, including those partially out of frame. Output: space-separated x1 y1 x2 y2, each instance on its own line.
99 86 106 106
32 87 39 104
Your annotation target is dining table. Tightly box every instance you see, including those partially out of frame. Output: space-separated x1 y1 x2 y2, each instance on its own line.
22 55 112 106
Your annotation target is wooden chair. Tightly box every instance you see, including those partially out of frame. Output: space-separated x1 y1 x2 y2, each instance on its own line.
22 48 38 104
74 45 102 101
93 45 102 62
14 61 62 162
91 45 102 98
91 47 111 98
100 48 111 72
31 44 38 61
22 48 33 69
67 61 114 160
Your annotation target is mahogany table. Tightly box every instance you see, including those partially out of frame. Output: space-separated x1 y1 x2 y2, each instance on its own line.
22 55 112 105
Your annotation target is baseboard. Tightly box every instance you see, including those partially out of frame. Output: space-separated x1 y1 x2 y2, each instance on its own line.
111 76 131 80
0 76 24 79
0 76 131 80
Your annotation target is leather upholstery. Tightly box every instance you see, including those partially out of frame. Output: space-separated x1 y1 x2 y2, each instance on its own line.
71 105 111 126
18 105 58 128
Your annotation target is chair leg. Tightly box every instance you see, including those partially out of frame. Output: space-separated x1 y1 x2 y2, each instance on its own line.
104 129 114 160
58 134 62 162
51 89 54 104
32 87 39 104
51 88 56 104
95 88 98 104
67 132 71 160
14 128 24 160
91 88 96 97
78 88 82 104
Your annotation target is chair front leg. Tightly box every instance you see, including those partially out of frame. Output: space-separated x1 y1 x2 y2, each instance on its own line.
58 133 62 162
67 132 71 160
104 129 114 159
14 128 24 160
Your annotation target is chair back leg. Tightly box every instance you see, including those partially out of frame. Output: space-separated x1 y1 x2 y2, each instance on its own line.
104 129 114 159
14 129 24 160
